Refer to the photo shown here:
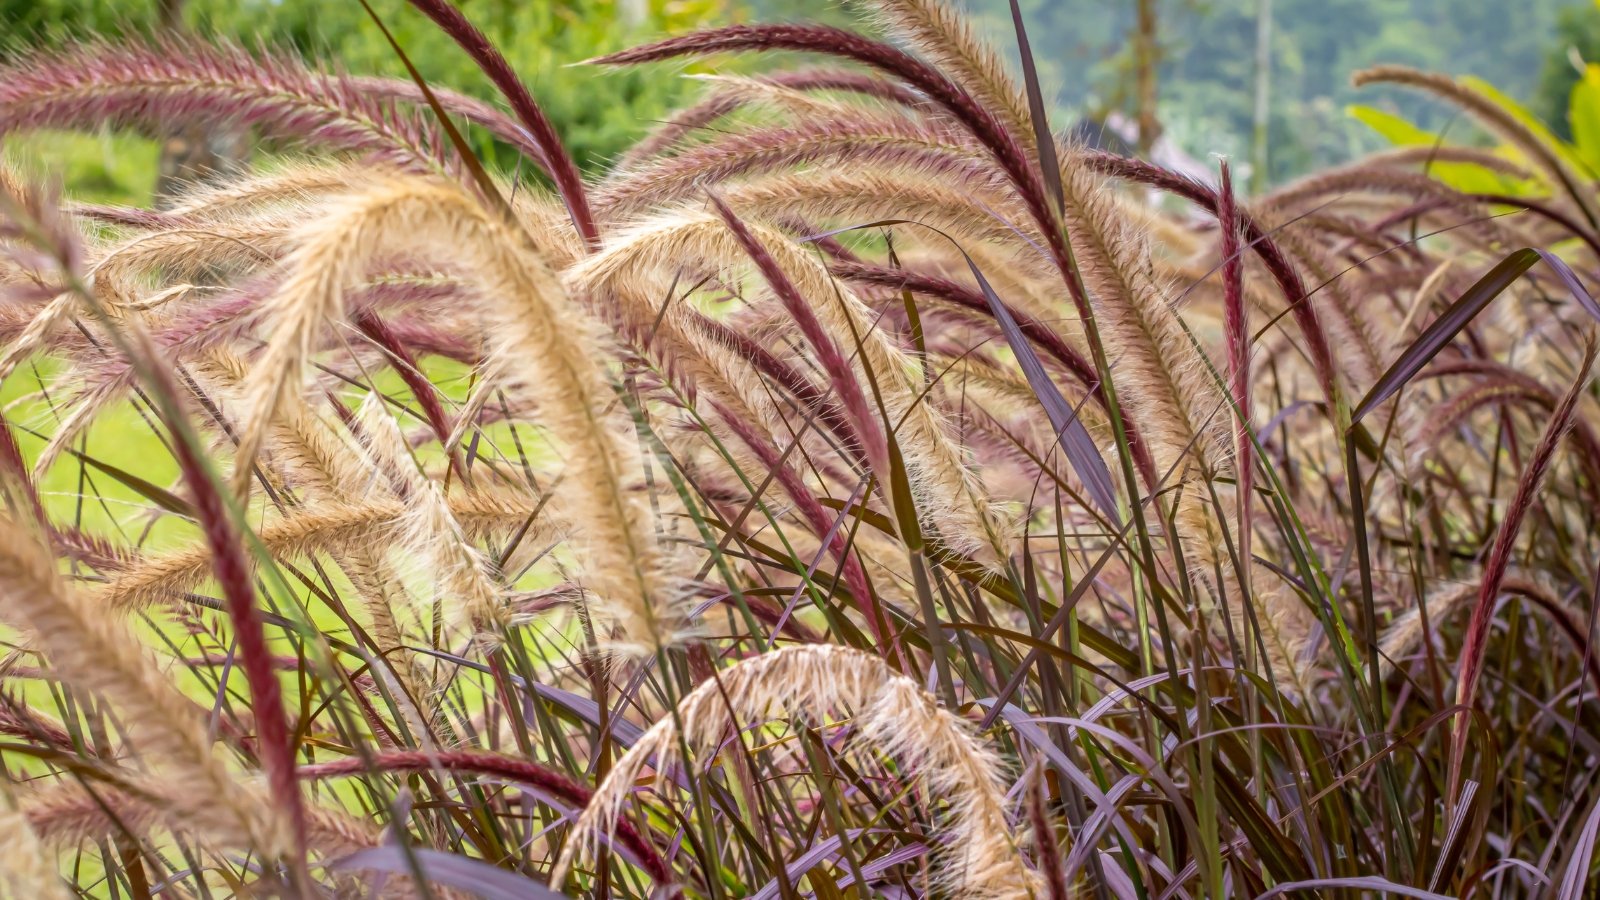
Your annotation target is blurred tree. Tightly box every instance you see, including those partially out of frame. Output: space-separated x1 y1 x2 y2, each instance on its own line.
956 0 1581 184
1536 2 1600 140
152 0 254 205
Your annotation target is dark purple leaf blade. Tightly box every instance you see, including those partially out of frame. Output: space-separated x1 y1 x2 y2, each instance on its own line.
1006 0 1064 218
1353 248 1600 424
408 646 647 746
1257 876 1454 899
747 828 909 900
964 257 1122 526
800 217 1122 524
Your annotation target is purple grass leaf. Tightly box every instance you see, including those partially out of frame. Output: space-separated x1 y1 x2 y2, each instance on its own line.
1353 248 1600 424
1450 343 1595 800
1256 877 1454 899
1005 0 1064 217
746 828 915 900
301 749 670 885
707 193 890 482
962 257 1121 526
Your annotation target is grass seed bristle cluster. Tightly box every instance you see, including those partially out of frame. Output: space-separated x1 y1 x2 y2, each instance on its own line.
552 645 1036 899
0 518 290 858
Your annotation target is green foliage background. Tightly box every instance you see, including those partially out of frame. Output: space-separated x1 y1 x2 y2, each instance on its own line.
3 0 1597 194
953 0 1588 184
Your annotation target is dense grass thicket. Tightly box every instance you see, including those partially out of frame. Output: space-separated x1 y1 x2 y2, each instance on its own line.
3 1 1600 897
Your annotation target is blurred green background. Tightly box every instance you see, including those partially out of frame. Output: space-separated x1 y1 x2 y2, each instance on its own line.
4 0 1599 203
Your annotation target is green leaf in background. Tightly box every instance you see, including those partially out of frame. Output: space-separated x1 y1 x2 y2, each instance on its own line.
1570 64 1600 178
1346 103 1523 195
1347 103 1440 146
3 131 161 206
1462 73 1592 174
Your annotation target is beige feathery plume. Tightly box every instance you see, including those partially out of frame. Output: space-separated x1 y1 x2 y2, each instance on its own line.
332 540 436 732
1264 154 1526 213
675 72 855 122
1249 573 1318 699
90 489 549 611
0 517 289 856
1257 170 1523 256
29 296 351 484
0 290 78 385
712 168 1064 319
235 175 674 652
20 777 378 862
867 0 1034 146
670 309 799 440
1378 578 1571 681
553 645 1038 899
1361 144 1533 179
86 216 290 288
1254 214 1385 392
0 780 67 900
195 349 367 499
231 189 413 496
161 162 367 223
1050 159 1228 477
572 209 1014 565
1019 158 1317 691
712 167 1036 252
357 393 507 636
0 173 79 385
196 351 433 724
593 115 987 224
1379 581 1476 681
621 301 850 514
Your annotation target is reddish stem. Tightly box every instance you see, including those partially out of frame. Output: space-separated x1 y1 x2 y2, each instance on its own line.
299 749 671 886
404 0 598 249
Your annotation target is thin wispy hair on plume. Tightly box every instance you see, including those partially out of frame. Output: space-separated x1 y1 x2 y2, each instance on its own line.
615 67 929 171
0 39 453 171
0 517 290 856
355 391 507 635
236 173 675 651
865 0 1034 150
554 644 1039 899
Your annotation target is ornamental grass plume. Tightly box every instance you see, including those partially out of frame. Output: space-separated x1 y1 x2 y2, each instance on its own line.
234 173 676 651
90 490 547 611
0 782 70 900
554 644 1039 899
0 40 458 171
866 0 1033 144
0 517 290 856
1353 64 1600 229
573 204 1014 565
